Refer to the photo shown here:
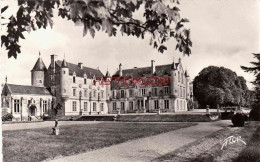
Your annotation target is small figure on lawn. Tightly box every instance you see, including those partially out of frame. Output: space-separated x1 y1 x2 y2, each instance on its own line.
52 118 59 135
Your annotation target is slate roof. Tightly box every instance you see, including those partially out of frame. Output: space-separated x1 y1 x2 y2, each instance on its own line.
56 60 104 79
31 57 47 71
113 63 178 77
7 84 52 95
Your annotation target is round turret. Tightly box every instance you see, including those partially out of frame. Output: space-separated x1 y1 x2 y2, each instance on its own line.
31 53 47 87
60 59 69 98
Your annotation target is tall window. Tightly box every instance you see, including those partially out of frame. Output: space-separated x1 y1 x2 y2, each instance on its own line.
121 90 125 98
178 71 180 82
84 78 87 84
14 99 20 113
93 90 96 98
129 102 133 110
153 88 158 96
154 100 159 109
73 89 76 96
129 89 133 97
113 90 116 98
84 89 88 98
43 100 47 112
183 88 185 98
72 101 77 111
73 76 76 83
121 102 125 110
164 100 169 109
84 102 88 111
141 89 146 96
101 91 104 98
100 103 104 111
93 102 96 111
164 87 169 94
113 102 116 110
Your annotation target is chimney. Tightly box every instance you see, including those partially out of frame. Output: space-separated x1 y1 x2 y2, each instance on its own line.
78 62 83 69
119 63 122 77
151 60 155 74
51 54 57 69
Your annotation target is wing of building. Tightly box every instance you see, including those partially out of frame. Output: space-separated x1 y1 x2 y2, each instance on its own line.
1 54 193 121
108 58 193 114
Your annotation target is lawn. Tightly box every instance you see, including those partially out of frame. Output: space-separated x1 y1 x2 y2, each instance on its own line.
3 122 196 162
153 121 260 162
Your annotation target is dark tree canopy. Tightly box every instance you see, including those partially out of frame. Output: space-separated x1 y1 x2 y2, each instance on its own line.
241 53 260 102
193 66 250 108
1 0 192 59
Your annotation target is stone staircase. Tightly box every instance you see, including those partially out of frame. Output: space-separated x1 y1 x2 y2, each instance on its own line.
30 116 43 121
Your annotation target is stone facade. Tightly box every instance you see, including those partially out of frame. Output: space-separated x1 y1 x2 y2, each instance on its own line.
1 54 194 120
107 58 193 114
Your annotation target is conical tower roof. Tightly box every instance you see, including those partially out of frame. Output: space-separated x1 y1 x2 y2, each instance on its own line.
31 56 47 71
105 70 111 78
61 59 68 68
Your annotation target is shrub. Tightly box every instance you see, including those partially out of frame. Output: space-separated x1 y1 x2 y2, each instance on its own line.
2 113 13 121
236 147 260 162
249 103 260 121
232 113 245 127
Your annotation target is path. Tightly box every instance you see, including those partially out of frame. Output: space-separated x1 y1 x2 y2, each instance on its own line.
49 120 231 162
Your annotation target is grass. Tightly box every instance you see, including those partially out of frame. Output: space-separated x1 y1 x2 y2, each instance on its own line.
3 122 196 162
153 121 260 162
235 125 260 162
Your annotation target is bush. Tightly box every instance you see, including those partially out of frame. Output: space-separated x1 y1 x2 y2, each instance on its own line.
249 103 260 121
2 113 13 121
232 113 245 127
236 146 260 162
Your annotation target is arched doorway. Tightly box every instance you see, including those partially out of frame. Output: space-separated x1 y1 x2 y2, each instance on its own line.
29 105 36 116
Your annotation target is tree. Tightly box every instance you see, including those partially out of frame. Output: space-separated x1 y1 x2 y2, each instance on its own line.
193 66 250 108
241 53 260 120
1 0 192 59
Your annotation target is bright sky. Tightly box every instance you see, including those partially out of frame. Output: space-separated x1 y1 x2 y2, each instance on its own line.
1 0 259 90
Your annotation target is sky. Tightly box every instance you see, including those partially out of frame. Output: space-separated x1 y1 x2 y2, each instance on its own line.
0 0 259 90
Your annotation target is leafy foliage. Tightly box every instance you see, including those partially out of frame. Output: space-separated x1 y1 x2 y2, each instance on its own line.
1 0 192 58
193 66 250 108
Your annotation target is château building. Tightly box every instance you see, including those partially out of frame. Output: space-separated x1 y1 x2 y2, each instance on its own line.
108 58 193 114
1 53 193 121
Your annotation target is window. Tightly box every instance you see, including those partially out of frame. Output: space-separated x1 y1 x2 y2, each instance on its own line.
84 78 87 84
113 90 116 98
84 89 88 98
100 103 104 111
101 91 104 98
93 90 96 98
179 86 182 97
183 88 185 98
72 101 77 111
113 102 116 110
93 102 96 111
64 71 66 74
84 102 88 111
154 100 159 109
141 89 146 96
153 88 158 96
178 71 180 82
120 90 125 98
164 100 169 109
129 89 133 97
121 102 125 110
14 99 20 113
39 80 42 83
43 100 47 112
129 102 133 110
73 89 76 96
73 76 76 83
164 87 169 94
